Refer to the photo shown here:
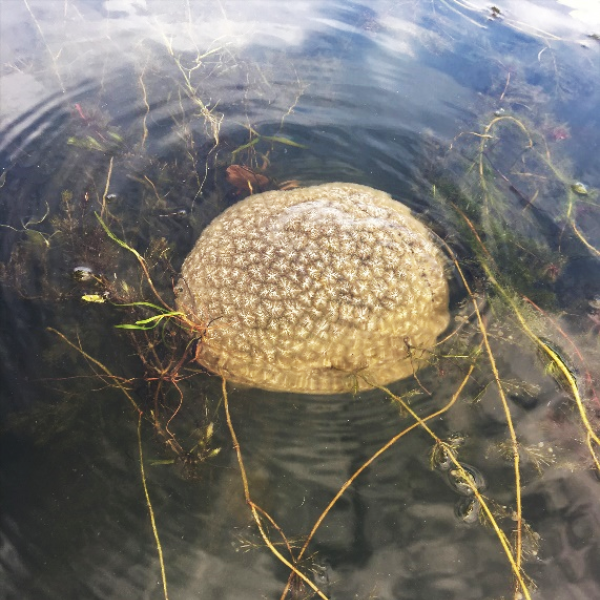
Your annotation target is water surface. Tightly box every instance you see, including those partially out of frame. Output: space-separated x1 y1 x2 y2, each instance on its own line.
1 2 600 599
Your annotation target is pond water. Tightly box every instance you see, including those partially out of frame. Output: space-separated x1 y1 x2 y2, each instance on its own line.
1 1 600 599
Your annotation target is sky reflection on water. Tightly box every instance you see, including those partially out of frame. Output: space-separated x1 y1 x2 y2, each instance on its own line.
1 2 600 600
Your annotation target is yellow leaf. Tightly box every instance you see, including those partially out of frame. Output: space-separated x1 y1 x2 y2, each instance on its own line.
81 294 106 303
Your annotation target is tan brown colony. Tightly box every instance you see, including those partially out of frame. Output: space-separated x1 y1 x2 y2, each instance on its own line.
175 182 450 394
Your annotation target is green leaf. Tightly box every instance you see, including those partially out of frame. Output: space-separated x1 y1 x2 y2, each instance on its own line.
115 323 155 330
231 137 260 156
261 135 307 149
107 131 124 142
113 301 172 312
95 213 144 261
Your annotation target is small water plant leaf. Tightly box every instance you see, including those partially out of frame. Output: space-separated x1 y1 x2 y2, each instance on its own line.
67 135 105 152
115 323 154 330
81 294 106 303
115 311 185 330
231 137 259 156
133 312 184 326
261 135 307 148
106 131 124 143
114 301 176 313
95 213 144 261
115 321 163 331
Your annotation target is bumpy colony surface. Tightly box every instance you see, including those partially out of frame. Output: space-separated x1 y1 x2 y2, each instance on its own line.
175 182 450 394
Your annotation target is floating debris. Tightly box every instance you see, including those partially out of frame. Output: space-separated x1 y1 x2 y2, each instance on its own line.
226 165 271 195
447 463 486 496
72 265 96 282
158 208 188 219
454 496 481 524
490 6 502 19
571 182 589 196
81 294 106 304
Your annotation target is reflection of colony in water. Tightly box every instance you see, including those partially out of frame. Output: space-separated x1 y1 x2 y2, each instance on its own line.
176 183 450 393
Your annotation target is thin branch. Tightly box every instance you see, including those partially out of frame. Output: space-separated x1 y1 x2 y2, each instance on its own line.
221 378 328 600
138 413 170 600
280 365 475 600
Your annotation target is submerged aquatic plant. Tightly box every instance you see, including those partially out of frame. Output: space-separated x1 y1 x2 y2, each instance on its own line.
5 117 598 599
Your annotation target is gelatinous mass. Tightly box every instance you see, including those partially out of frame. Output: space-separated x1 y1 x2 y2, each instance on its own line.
175 183 450 394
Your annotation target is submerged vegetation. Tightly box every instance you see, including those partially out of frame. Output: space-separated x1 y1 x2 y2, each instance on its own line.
1 2 600 600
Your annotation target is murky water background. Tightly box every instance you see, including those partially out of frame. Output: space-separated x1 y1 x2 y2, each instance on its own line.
1 1 600 599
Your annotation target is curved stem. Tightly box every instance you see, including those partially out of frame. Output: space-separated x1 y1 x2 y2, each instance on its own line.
280 366 475 600
221 378 328 600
